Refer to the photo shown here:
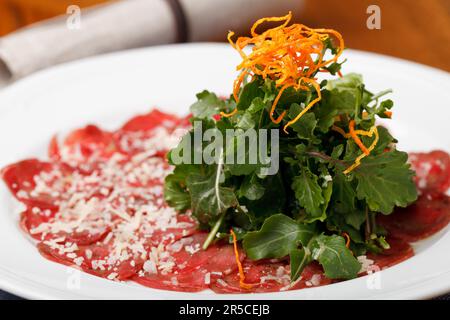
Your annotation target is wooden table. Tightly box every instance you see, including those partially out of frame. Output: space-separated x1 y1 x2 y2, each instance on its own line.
295 0 450 72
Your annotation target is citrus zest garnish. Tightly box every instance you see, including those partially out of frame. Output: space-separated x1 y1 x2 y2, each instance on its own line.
270 83 291 124
220 108 237 118
349 120 370 155
230 229 253 290
223 11 344 129
343 125 379 174
332 122 379 174
283 78 321 133
342 232 351 248
332 124 374 139
362 111 393 119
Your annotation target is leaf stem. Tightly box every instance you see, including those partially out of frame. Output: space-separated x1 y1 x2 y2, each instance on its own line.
369 89 392 102
202 211 226 250
214 148 224 211
306 151 347 168
364 206 371 241
370 211 377 235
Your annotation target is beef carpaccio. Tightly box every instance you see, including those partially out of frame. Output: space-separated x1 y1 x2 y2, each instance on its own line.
1 110 449 293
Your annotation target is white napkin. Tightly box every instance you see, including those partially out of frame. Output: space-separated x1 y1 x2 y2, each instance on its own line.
0 0 303 87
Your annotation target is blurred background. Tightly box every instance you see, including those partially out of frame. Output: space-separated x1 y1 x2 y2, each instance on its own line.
0 0 448 71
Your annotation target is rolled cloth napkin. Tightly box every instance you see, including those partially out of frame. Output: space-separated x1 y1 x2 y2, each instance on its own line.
0 0 303 87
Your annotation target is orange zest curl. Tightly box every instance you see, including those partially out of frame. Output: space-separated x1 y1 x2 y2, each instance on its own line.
342 232 351 248
221 70 248 117
230 229 253 290
270 83 291 124
349 120 370 155
344 125 379 174
362 111 393 119
384 111 393 118
332 122 379 174
226 11 344 129
220 108 237 118
283 78 321 133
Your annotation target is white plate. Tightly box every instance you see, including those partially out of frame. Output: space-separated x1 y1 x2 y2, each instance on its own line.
0 43 449 300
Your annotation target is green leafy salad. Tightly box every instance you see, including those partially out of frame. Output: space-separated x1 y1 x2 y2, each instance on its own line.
163 12 418 283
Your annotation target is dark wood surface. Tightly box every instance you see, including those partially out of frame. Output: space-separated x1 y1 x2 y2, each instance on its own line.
296 0 450 72
0 0 108 36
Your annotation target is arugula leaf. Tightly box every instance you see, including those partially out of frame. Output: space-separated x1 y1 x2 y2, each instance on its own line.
236 111 256 130
190 90 224 119
353 150 418 214
331 144 344 159
241 173 286 224
310 234 361 279
328 89 360 116
288 103 318 141
314 92 338 133
237 173 265 201
292 168 325 219
168 118 218 166
247 97 266 114
326 73 363 91
290 247 312 281
237 80 264 111
164 165 192 212
362 126 395 154
315 180 333 222
313 73 365 133
224 129 266 176
376 99 394 118
332 172 356 215
322 61 344 75
186 164 237 225
344 208 366 230
243 214 316 260
325 73 364 118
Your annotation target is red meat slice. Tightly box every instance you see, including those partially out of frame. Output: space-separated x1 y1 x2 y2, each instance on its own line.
134 233 240 292
115 259 145 281
48 135 60 160
377 193 450 242
60 227 111 246
20 204 58 238
1 159 69 207
166 233 240 275
409 150 450 193
115 110 191 157
133 273 206 292
120 109 183 132
61 125 118 162
37 242 78 268
291 262 333 290
210 260 288 293
211 260 331 293
38 238 144 281
367 237 414 269
2 159 51 198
